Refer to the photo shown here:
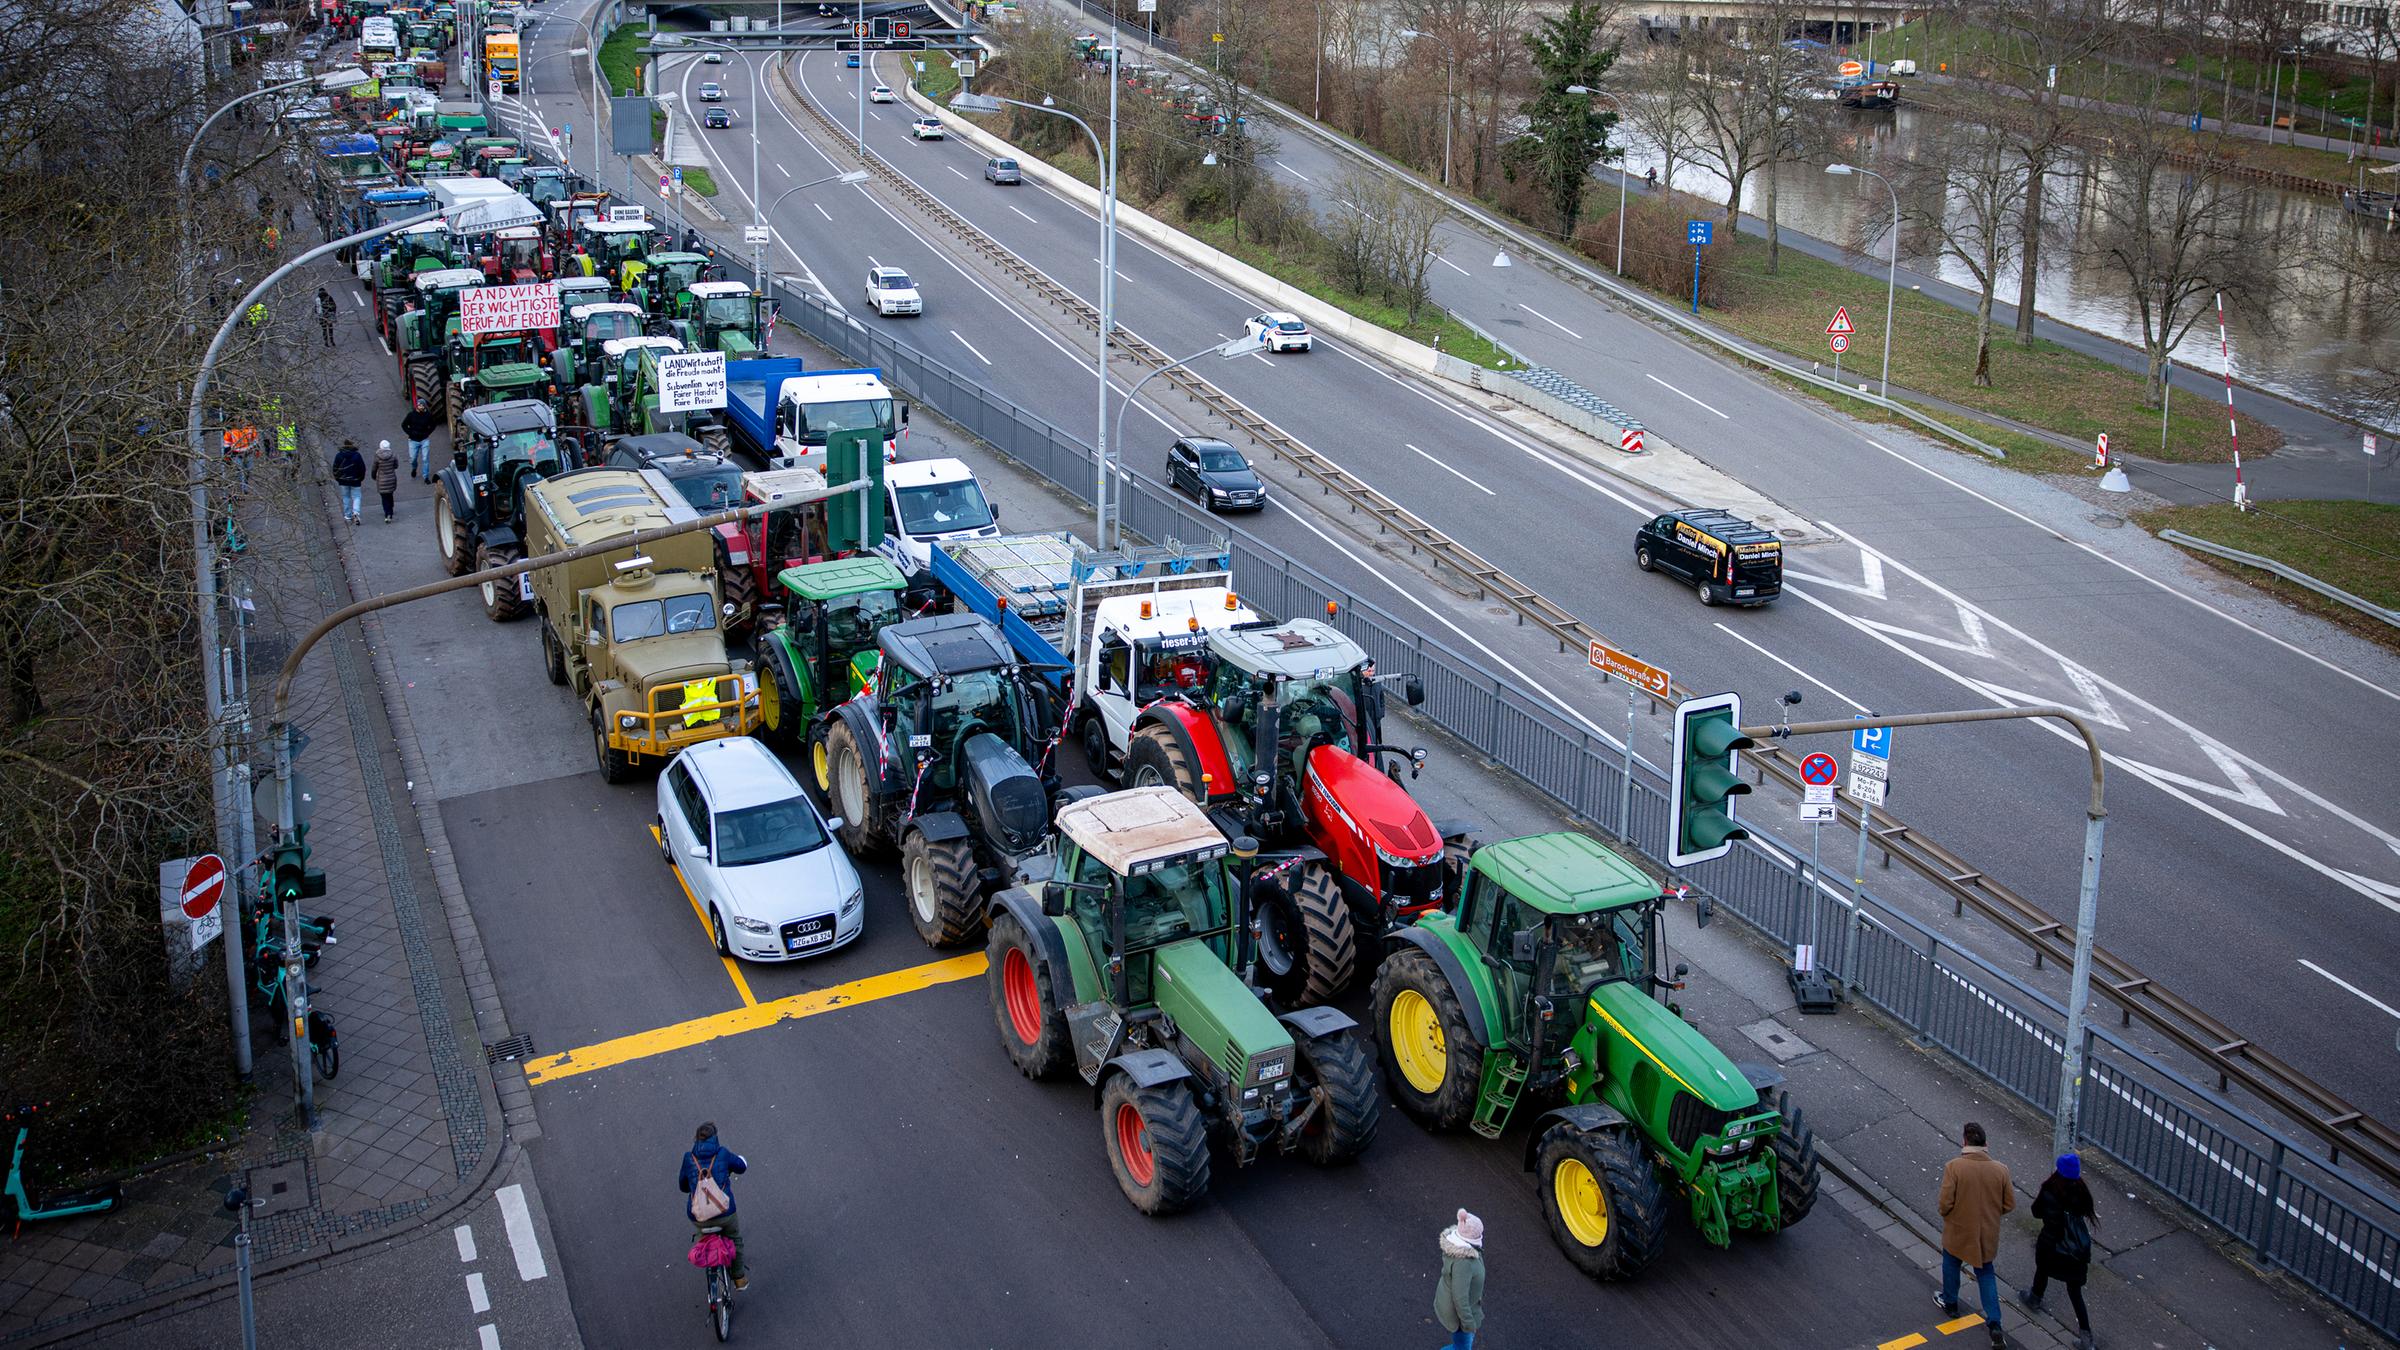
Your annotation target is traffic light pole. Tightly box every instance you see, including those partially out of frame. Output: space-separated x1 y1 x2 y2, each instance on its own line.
1741 704 2107 1164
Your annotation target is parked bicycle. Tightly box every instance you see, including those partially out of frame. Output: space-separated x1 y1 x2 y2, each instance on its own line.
5 1103 122 1235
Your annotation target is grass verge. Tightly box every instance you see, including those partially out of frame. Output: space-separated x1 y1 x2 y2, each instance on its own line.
598 22 643 97
2138 501 2400 652
909 52 962 104
677 166 719 198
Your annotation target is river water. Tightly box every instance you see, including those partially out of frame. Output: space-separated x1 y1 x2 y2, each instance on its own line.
1614 105 2396 426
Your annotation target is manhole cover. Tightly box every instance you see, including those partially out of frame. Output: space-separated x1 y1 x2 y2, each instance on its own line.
244 1159 311 1217
486 1034 536 1064
1779 529 1804 539
1739 1018 1818 1064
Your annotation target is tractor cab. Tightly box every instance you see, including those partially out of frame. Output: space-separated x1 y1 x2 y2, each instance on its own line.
594 335 683 430
672 280 767 355
377 219 458 290
448 330 554 436
550 300 644 394
745 476 907 746
473 147 524 178
769 552 906 702
452 400 564 514
479 225 549 284
872 615 1052 812
361 186 436 231
1200 618 1424 823
1049 789 1240 1002
574 219 655 287
516 164 571 209
547 192 612 255
396 265 482 358
631 251 713 318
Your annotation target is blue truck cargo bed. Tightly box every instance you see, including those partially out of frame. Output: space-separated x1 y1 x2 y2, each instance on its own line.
723 356 805 459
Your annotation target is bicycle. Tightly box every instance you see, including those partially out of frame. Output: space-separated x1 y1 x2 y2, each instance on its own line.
694 1224 735 1341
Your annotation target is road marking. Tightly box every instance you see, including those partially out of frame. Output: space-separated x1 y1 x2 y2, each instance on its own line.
816 202 833 221
1517 303 1583 339
496 1184 548 1282
1404 443 1494 495
946 164 970 180
651 826 760 1008
477 1326 500 1350
1644 371 1729 418
352 291 367 308
1876 1336 1926 1350
453 1224 476 1262
465 1271 490 1314
1432 252 1469 276
952 329 992 364
1712 624 1866 711
1008 204 1038 223
777 162 791 177
522 954 988 1086
1276 159 1311 182
2301 959 2400 1020
1936 1315 1987 1334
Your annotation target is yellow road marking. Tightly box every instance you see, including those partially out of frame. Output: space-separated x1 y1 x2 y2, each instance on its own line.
651 825 758 1008
523 953 988 1086
1876 1336 1927 1350
1936 1316 1988 1335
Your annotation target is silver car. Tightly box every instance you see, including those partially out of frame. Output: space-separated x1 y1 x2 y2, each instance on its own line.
983 157 1021 185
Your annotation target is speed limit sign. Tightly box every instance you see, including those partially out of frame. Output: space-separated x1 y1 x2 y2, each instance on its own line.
1829 332 1851 355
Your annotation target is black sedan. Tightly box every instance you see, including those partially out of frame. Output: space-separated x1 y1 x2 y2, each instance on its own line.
1167 436 1265 512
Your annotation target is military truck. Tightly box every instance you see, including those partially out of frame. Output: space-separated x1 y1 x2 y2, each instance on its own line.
1367 832 1821 1281
522 467 759 783
984 786 1379 1215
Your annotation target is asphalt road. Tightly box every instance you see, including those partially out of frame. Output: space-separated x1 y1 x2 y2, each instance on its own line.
610 25 2400 1128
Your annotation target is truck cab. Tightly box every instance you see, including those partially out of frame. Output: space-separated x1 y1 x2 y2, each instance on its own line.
878 458 998 582
765 369 905 473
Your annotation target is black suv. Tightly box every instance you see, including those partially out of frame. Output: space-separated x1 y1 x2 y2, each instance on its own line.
1166 436 1265 512
1634 509 1782 607
605 432 744 514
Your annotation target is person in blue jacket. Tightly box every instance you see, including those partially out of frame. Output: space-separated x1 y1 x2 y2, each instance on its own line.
678 1122 750 1289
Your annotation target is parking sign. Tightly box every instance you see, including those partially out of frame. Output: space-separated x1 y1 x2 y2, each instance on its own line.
1687 219 1712 247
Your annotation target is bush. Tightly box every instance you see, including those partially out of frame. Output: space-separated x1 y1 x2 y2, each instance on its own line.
1580 190 1728 308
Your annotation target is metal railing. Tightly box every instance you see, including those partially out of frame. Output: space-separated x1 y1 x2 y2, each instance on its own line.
2159 529 2400 631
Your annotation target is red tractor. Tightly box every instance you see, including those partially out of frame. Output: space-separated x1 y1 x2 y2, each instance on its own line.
477 225 552 285
1120 613 1452 1008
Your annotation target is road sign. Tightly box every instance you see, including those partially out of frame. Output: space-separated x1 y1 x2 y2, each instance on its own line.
1799 753 1839 786
893 20 910 38
854 20 871 35
459 282 559 336
2367 431 2380 457
744 225 770 244
1139 0 1158 10
1212 32 1224 42
672 166 684 185
656 350 728 413
179 854 227 950
1846 761 1887 806
1852 722 1892 760
1800 785 1837 823
1587 641 1670 697
659 173 670 192
1619 427 1644 454
1829 333 1850 355
1826 306 1855 336
1687 219 1712 247
489 78 503 101
1838 60 1863 77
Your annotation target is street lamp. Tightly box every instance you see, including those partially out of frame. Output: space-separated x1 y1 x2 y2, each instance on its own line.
668 37 764 289
520 45 594 181
754 169 871 285
953 86 1124 547
1566 84 1628 278
1109 334 1271 535
1397 29 1456 188
176 63 370 1080
1825 162 1897 399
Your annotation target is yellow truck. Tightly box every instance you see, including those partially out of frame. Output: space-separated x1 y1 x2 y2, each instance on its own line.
484 31 520 92
523 467 758 782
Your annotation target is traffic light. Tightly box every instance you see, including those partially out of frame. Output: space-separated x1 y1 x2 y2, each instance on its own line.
871 15 890 39
1669 692 1752 867
269 829 327 906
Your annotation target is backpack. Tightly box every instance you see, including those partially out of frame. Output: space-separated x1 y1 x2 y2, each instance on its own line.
2054 1210 2092 1264
688 1154 730 1223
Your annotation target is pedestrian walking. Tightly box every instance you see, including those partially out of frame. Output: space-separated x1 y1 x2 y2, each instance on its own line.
402 404 442 482
2020 1154 2098 1350
1433 1208 1485 1350
317 287 339 348
1936 1121 2015 1348
372 440 400 522
331 439 367 524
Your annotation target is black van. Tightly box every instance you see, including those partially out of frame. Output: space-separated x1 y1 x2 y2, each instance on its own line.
1634 509 1783 607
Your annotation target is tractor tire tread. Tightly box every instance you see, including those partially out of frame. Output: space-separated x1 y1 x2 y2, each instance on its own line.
1538 1123 1668 1282
1772 1089 1822 1230
1271 862 1357 1007
1124 724 1201 800
1293 1029 1380 1166
904 830 983 949
986 912 1072 1081
477 541 529 622
1101 1075 1211 1216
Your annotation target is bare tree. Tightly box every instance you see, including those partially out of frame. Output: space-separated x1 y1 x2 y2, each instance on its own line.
1383 182 1450 323
1894 117 2030 386
1621 42 1695 197
1683 25 1780 227
1324 167 1388 294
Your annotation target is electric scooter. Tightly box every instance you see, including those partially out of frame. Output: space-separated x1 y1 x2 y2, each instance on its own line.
5 1104 122 1234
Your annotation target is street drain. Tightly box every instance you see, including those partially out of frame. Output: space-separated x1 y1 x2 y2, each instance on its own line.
485 1035 535 1064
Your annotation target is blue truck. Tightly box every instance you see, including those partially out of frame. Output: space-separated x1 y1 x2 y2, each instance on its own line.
723 357 908 472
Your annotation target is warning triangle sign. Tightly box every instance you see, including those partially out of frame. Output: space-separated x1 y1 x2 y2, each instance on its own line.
1826 306 1856 336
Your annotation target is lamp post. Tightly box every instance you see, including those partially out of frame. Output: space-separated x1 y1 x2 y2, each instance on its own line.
1313 0 1324 121
1109 334 1270 530
177 65 368 1079
953 86 1122 546
1825 162 1897 399
668 37 763 287
520 45 595 182
1397 29 1456 187
754 169 872 286
1566 84 1627 277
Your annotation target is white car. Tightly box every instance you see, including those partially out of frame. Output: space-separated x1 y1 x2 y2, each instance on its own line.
1245 311 1312 353
699 82 724 101
909 116 945 140
657 738 865 962
866 265 921 316
869 83 897 103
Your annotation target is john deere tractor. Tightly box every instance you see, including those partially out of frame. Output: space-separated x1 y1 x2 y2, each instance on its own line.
752 553 907 748
1368 832 1820 1281
661 280 766 355
984 786 1379 1215
817 612 1066 949
433 400 565 618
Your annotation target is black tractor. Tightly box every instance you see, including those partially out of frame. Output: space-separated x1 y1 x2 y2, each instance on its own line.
435 400 565 620
816 613 1077 950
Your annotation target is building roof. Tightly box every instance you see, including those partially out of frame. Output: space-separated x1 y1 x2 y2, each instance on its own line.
1055 787 1227 876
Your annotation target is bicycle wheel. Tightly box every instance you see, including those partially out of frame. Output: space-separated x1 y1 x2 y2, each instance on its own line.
312 1036 340 1080
708 1268 732 1342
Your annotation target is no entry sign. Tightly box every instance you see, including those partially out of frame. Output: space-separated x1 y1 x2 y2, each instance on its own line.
180 854 226 920
460 282 560 336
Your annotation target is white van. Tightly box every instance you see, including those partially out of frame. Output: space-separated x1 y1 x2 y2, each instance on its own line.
877 458 1000 579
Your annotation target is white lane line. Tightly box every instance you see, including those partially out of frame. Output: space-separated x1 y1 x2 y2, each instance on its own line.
2301 959 2400 1020
952 329 992 364
816 202 833 221
496 1184 548 1282
1276 160 1311 182
352 291 367 308
1432 253 1469 276
477 1326 501 1350
1645 372 1730 418
1851 438 2398 704
947 164 971 180
1404 443 1494 495
777 162 791 177
465 1271 491 1314
1712 624 1867 711
453 1224 476 1262
1517 303 1583 340
1008 204 1038 223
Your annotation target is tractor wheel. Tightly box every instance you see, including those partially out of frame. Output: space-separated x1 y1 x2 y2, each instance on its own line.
1290 1028 1380 1167
1099 1073 1211 1216
821 720 883 856
592 712 635 784
901 829 982 949
1124 724 1202 800
477 541 528 622
1369 948 1484 1132
446 381 464 444
434 490 473 577
987 911 1070 1080
698 424 733 460
1078 713 1113 783
408 360 441 414
1770 1089 1822 1231
717 541 758 629
754 643 804 749
540 620 567 686
1254 861 1356 1007
1537 1123 1668 1283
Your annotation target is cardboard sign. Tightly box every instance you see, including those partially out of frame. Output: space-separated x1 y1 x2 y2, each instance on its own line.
459 281 558 335
608 205 647 222
656 351 728 413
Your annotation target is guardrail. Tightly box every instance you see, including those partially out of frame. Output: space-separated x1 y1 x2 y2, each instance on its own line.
2160 529 2400 631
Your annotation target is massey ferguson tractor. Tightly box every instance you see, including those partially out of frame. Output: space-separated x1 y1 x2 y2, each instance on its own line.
1368 831 1821 1281
1120 615 1448 1007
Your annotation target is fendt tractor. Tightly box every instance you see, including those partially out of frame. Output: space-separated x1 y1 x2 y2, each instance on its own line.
1368 832 1821 1281
433 400 567 616
395 266 483 413
549 300 645 400
522 467 759 783
445 328 553 440
661 280 767 356
983 786 1379 1215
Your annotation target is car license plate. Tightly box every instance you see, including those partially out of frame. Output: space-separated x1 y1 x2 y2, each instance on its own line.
1736 588 1756 597
786 929 833 952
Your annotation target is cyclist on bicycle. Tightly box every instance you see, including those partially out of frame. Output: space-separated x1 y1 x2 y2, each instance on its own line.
679 1123 749 1289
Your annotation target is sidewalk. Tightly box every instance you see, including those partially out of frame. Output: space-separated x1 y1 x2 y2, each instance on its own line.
0 265 541 1346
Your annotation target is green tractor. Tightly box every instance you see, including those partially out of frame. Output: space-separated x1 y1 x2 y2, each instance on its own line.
663 280 767 356
548 301 647 420
752 552 907 749
395 267 485 413
446 329 554 440
985 785 1380 1214
1368 832 1820 1281
374 221 462 337
626 250 713 317
433 400 565 616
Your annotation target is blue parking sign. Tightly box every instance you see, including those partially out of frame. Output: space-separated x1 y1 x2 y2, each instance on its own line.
1687 219 1713 247
1852 719 1892 760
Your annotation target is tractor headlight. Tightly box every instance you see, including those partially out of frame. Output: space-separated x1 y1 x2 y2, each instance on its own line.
617 712 639 730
